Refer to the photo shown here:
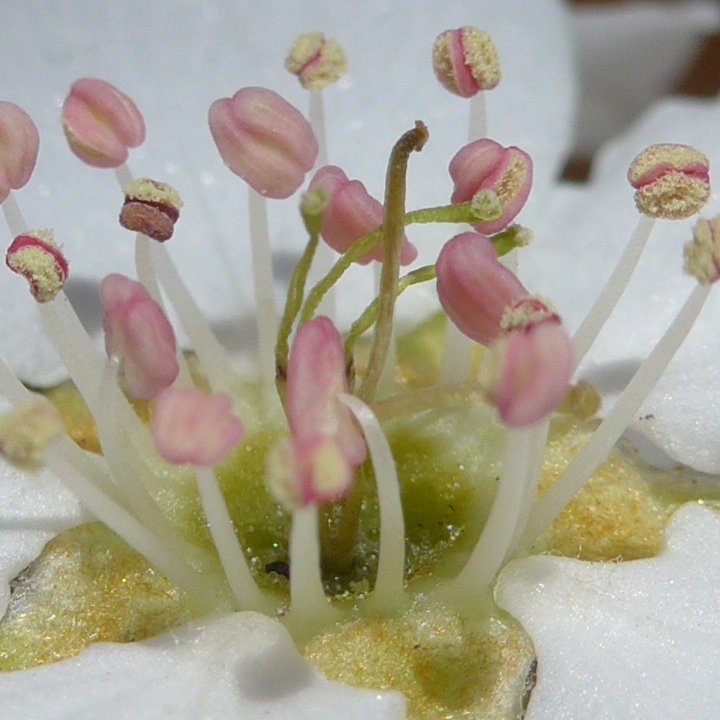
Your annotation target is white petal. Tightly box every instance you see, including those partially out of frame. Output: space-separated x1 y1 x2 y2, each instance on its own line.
572 0 720 155
0 459 84 616
524 94 720 472
0 611 406 719
496 503 720 720
0 0 574 384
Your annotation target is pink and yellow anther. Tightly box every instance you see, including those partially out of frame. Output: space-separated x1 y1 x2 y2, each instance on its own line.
0 101 39 203
450 139 532 235
61 78 145 169
432 26 501 98
208 87 318 199
267 316 366 510
309 165 418 265
100 274 179 401
152 387 245 468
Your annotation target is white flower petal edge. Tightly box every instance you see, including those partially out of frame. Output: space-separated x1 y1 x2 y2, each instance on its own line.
0 0 574 386
0 459 83 617
0 611 406 720
495 503 720 720
523 93 720 473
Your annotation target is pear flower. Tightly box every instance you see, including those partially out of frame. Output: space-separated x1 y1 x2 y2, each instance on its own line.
2 2 720 720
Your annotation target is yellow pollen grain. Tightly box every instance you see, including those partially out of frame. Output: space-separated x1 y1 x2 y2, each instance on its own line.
123 178 183 209
628 144 707 184
311 440 347 495
634 172 710 220
432 33 458 94
495 152 527 207
8 245 64 302
500 295 557 331
462 27 501 91
285 33 348 91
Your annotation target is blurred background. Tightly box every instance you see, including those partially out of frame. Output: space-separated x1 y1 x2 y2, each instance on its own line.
566 0 720 178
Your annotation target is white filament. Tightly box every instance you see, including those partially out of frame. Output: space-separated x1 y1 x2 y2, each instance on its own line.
248 188 279 410
194 467 267 611
572 215 655 366
342 393 405 610
289 505 340 628
521 282 712 549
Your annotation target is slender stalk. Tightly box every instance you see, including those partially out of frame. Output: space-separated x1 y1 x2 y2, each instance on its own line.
520 282 712 550
113 166 193 388
148 242 247 406
299 201 479 324
344 265 436 358
572 215 655 366
45 444 220 610
275 231 320 379
96 360 211 570
342 394 405 610
445 427 536 607
1 193 26 236
358 122 428 403
248 188 279 411
467 92 487 141
290 506 340 628
195 467 268 611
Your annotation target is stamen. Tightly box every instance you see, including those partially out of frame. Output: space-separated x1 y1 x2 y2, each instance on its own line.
0 101 39 206
152 386 266 610
443 426 541 608
0 400 63 471
61 78 145 169
573 144 710 366
519 276 714 550
342 394 405 611
288 506 341 631
209 87 319 408
285 32 347 320
432 26 501 140
627 143 710 220
100 273 179 401
119 178 182 242
308 165 418 265
6 231 69 303
449 139 533 236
